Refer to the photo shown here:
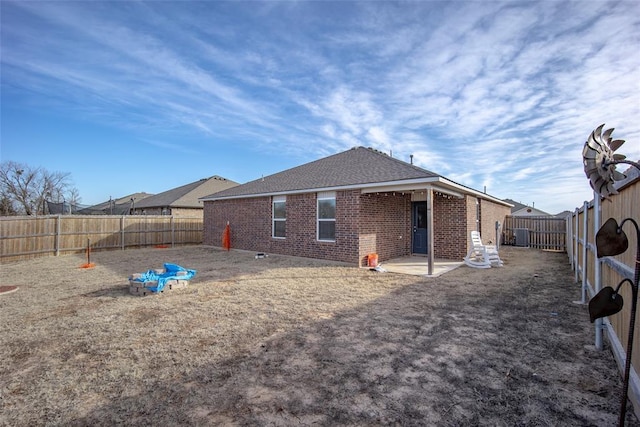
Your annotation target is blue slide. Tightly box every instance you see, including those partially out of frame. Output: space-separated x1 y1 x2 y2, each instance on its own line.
131 263 197 293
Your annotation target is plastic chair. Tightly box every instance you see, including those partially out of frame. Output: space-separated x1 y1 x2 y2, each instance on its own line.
463 231 504 268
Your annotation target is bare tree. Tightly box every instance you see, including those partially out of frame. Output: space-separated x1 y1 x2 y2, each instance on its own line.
68 187 82 212
0 161 80 216
0 195 17 216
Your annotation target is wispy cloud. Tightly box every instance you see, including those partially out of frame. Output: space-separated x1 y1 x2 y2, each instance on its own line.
2 0 638 212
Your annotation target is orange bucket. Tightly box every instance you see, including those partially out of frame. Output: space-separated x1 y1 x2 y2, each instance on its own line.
367 253 378 267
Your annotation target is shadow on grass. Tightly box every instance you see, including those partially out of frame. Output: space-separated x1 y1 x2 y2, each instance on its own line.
80 287 131 298
69 253 637 427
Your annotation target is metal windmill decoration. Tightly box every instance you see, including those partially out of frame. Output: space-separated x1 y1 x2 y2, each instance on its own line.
583 124 640 427
582 124 629 197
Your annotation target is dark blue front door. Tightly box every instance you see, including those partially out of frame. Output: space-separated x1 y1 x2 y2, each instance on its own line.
412 202 428 254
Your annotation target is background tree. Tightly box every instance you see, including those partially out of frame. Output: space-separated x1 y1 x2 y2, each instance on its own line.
0 195 17 216
68 187 82 212
0 161 80 216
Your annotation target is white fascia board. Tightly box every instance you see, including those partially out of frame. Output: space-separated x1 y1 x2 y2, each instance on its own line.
436 178 513 207
361 177 511 205
358 178 441 193
361 181 466 198
200 186 356 201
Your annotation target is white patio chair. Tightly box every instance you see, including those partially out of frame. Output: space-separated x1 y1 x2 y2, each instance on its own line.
463 231 504 268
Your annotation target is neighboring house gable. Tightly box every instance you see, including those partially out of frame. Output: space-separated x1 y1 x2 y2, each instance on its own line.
202 147 512 267
511 206 550 217
503 198 550 217
134 176 239 217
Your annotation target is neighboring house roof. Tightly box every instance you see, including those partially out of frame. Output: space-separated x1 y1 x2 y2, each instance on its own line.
554 210 572 218
74 192 154 215
135 176 238 210
201 146 511 207
502 198 550 216
511 206 551 216
502 199 526 213
614 161 640 190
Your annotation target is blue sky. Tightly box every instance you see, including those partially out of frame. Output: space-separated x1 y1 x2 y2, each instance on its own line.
2 1 639 214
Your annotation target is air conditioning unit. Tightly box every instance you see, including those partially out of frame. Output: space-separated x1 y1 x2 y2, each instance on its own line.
514 228 530 247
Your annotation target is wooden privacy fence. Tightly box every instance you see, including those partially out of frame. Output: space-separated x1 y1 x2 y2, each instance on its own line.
0 215 204 262
569 178 639 413
502 215 568 252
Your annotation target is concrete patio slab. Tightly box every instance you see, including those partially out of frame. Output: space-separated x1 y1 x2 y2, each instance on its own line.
375 256 464 277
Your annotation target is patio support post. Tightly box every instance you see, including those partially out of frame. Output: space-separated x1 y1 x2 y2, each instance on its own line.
426 187 434 276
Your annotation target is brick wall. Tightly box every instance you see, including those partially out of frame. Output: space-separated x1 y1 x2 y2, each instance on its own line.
203 190 508 266
478 199 510 246
170 207 204 218
453 196 511 254
204 191 362 264
432 195 469 259
133 207 163 215
204 197 271 251
133 207 203 218
358 193 411 266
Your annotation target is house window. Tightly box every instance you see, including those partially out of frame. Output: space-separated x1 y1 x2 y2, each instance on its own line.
272 196 286 238
317 192 336 241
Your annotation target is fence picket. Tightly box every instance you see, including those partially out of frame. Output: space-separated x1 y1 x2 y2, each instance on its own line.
569 178 639 413
503 215 568 251
0 215 203 262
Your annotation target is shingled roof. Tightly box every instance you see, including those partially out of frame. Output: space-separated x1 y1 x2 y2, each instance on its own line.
203 147 443 200
75 192 154 215
136 175 238 209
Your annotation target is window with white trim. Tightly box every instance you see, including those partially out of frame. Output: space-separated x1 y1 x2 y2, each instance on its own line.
272 196 286 238
317 191 336 241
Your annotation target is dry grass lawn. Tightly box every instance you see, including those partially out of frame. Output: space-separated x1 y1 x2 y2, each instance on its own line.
1 245 638 426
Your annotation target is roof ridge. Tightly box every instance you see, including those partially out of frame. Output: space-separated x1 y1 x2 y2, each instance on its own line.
358 145 441 177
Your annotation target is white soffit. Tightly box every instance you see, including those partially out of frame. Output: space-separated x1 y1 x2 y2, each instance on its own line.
361 182 464 199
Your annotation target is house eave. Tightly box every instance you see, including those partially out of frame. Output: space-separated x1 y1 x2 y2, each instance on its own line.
200 178 440 201
360 180 463 198
434 178 513 207
201 177 512 207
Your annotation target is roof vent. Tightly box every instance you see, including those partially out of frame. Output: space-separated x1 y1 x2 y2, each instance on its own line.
367 147 388 156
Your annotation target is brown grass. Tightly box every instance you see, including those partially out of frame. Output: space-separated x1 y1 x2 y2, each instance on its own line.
0 245 637 426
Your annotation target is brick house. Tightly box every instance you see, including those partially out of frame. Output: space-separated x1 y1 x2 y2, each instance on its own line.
201 147 511 269
132 176 238 218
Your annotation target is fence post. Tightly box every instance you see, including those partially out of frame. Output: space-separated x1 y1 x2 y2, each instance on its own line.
55 215 61 257
573 208 578 282
594 192 603 351
171 216 175 248
566 215 573 268
121 216 125 250
581 202 589 304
